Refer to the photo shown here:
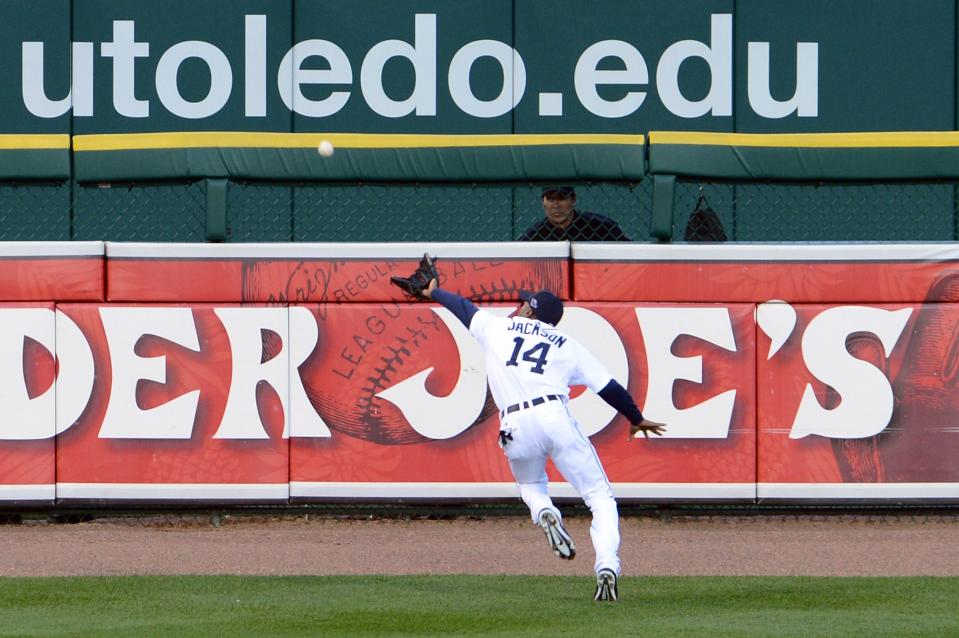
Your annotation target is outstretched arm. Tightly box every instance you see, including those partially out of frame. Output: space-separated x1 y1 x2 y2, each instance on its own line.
597 379 666 441
426 280 479 329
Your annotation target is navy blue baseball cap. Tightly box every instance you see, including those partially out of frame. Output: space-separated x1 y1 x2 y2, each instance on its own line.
541 185 575 198
519 290 564 326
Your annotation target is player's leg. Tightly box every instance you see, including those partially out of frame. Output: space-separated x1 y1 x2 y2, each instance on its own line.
547 415 621 576
511 458 552 524
500 412 552 520
501 413 575 559
511 466 575 561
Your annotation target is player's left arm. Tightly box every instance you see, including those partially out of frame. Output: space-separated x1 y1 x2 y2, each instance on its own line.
597 380 665 440
573 344 665 441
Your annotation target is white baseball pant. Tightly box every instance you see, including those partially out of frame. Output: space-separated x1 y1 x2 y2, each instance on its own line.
499 400 621 575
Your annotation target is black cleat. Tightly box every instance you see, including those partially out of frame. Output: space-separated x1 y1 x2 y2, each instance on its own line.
594 568 618 602
537 509 575 560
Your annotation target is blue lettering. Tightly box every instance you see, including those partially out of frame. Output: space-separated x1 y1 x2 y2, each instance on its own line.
510 322 565 347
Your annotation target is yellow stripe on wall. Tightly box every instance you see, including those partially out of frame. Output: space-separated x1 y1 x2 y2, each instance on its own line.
73 132 646 152
649 131 959 148
15 131 959 151
0 134 71 150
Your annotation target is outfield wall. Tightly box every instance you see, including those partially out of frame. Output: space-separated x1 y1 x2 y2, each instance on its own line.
2 241 958 505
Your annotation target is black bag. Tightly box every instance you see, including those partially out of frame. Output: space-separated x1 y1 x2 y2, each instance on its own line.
683 193 728 241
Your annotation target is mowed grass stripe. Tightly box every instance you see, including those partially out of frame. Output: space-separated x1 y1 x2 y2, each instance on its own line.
0 575 956 637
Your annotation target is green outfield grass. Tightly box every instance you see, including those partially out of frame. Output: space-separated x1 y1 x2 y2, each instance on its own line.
0 575 956 637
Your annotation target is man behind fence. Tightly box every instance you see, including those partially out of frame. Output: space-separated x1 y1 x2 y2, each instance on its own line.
519 186 632 242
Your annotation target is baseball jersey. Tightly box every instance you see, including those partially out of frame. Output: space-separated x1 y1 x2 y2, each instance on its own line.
469 310 613 410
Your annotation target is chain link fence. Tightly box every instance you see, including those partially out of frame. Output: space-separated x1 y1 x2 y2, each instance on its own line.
0 182 72 240
674 180 959 242
0 177 956 243
227 181 652 242
72 180 207 242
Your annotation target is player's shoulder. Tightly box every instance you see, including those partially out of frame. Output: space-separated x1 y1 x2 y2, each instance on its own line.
471 307 510 331
470 305 496 323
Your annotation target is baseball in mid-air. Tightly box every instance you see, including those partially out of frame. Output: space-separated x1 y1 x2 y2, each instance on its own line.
318 140 334 157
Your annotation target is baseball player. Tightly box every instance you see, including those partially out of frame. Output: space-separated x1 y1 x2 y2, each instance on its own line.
412 270 665 602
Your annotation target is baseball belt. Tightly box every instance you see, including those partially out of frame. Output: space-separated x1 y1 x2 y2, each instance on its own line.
500 394 563 418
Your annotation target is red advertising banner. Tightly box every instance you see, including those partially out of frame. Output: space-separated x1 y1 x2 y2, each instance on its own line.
290 302 757 500
3 242 959 503
757 303 914 492
54 304 289 501
572 243 959 303
106 242 569 303
758 297 959 500
0 242 103 301
0 303 56 501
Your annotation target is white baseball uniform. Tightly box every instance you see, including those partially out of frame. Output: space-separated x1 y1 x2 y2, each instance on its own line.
469 310 622 576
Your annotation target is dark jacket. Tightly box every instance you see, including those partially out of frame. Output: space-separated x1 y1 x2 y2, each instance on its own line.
519 210 631 241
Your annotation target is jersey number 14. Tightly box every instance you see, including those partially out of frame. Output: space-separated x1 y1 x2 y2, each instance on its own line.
506 337 551 375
